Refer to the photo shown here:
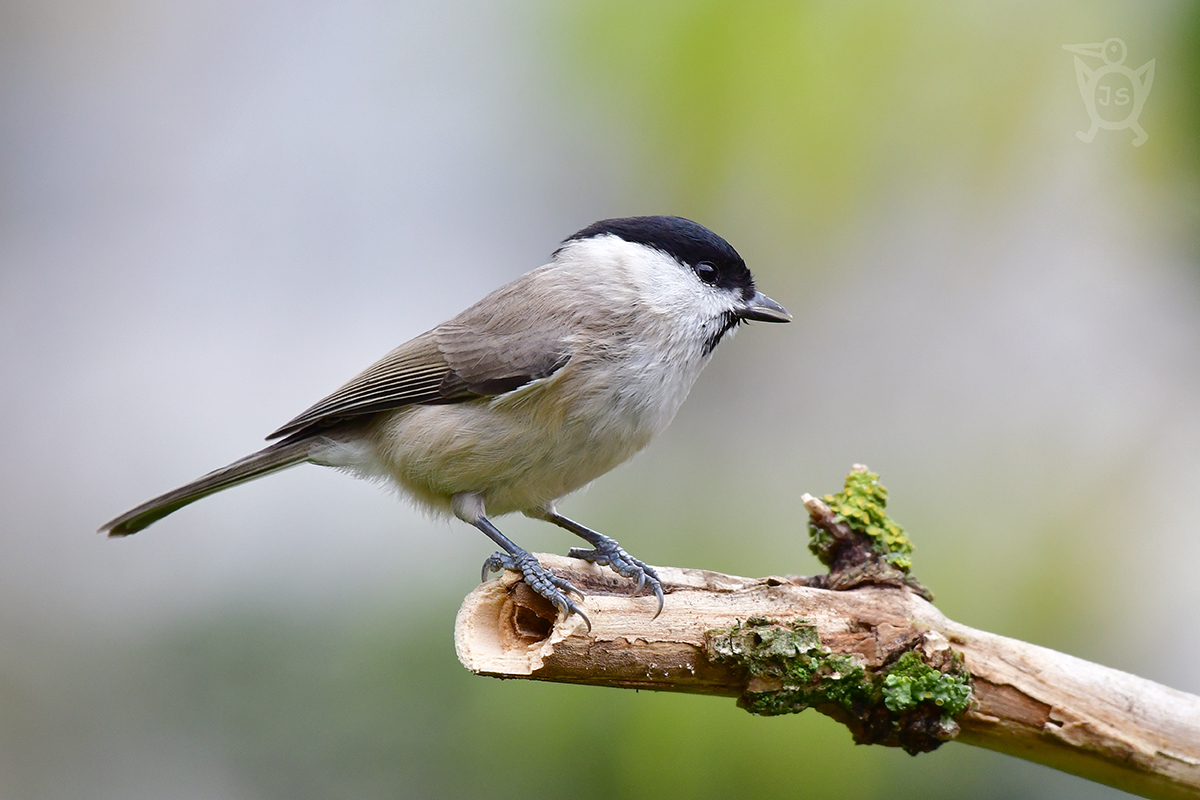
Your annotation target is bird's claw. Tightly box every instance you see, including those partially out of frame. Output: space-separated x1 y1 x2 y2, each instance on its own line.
567 535 665 619
481 549 591 631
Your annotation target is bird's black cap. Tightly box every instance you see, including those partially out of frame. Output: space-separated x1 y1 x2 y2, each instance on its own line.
560 215 755 297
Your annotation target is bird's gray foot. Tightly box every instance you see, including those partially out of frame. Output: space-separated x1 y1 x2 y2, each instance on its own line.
482 548 591 631
527 507 666 618
567 534 664 618
456 493 592 630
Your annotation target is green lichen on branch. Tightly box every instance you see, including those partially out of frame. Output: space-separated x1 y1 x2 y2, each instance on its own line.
705 617 973 754
882 650 972 718
705 617 871 716
810 469 914 572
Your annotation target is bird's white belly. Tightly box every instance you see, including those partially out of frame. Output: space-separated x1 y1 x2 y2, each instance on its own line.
320 352 705 517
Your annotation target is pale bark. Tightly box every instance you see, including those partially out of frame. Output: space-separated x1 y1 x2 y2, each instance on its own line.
455 555 1200 800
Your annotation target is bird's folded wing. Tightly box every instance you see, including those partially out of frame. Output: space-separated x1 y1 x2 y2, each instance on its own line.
267 323 573 440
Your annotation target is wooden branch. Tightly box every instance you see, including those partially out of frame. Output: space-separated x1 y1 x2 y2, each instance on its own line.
455 555 1200 800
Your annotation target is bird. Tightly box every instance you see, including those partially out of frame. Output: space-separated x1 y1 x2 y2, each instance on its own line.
100 215 791 627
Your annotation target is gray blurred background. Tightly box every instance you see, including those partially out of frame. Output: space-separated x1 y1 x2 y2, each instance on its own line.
2 1 1198 797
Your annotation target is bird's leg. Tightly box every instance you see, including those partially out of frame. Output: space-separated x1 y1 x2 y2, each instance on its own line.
527 506 664 618
453 493 590 630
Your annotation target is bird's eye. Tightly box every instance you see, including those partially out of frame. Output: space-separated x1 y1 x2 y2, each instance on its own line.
694 261 719 285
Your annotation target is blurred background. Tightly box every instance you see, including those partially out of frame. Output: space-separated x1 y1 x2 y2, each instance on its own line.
2 0 1198 797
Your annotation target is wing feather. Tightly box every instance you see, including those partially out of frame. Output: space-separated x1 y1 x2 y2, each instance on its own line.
267 312 573 440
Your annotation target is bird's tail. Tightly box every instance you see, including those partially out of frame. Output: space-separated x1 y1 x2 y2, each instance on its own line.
100 438 314 537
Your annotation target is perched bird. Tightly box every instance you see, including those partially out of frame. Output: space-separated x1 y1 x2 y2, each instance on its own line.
100 216 791 626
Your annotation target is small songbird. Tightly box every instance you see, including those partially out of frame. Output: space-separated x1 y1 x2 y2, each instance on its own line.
100 216 791 626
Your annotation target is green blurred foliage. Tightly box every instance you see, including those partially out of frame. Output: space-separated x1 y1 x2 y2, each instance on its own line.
557 0 1199 237
125 605 888 799
100 605 1080 800
1143 2 1200 187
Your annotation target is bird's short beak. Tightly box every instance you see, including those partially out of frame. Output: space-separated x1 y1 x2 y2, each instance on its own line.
737 290 792 323
1062 42 1105 59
